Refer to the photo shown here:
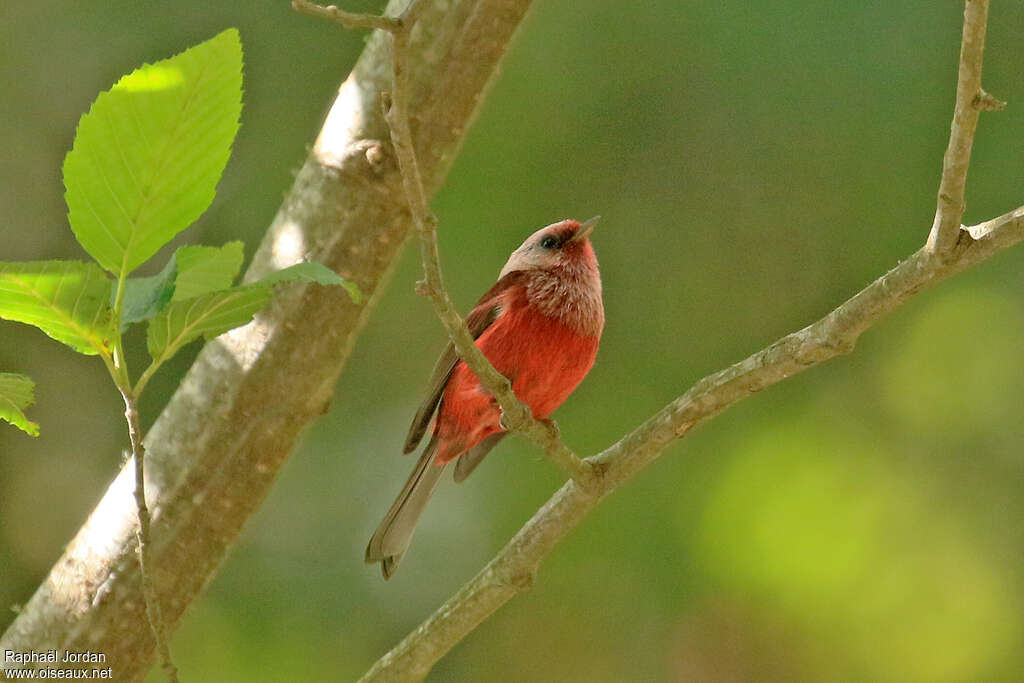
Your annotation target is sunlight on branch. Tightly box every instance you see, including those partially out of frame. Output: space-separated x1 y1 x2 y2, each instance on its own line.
57 467 141 616
215 322 271 373
269 219 308 270
314 75 371 166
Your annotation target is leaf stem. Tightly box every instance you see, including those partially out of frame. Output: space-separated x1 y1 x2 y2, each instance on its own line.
133 361 161 399
109 273 131 386
109 267 177 680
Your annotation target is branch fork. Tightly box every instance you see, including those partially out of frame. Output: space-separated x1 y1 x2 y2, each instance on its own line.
925 0 1002 257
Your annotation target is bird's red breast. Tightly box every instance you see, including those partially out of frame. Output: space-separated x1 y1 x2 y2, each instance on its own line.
432 271 602 463
430 224 602 464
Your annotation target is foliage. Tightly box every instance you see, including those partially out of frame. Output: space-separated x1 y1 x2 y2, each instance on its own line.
0 29 357 430
2 3 1022 682
0 373 39 436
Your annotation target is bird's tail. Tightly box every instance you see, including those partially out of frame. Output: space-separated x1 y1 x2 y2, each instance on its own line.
365 438 446 579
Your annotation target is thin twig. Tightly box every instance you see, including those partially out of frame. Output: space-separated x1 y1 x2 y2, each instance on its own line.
291 0 402 32
926 0 997 256
121 391 179 683
295 0 598 490
293 3 597 491
296 0 1016 680
360 0 600 489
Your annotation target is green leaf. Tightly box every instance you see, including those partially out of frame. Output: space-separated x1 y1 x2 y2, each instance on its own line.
117 241 245 328
146 260 359 363
147 285 272 363
63 28 244 277
0 261 113 355
257 261 361 302
0 373 40 437
118 256 177 327
172 241 244 301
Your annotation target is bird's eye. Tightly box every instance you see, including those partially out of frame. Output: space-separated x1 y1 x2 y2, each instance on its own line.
539 235 559 249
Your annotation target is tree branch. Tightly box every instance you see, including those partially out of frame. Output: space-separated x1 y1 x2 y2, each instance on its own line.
296 0 596 488
371 1 599 489
359 2 1018 679
291 0 402 32
926 0 999 256
0 0 536 679
360 204 1024 682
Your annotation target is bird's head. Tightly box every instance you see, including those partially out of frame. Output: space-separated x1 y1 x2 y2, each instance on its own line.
499 216 600 279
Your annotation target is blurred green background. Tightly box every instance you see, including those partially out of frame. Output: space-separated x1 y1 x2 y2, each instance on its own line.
2 1 1023 681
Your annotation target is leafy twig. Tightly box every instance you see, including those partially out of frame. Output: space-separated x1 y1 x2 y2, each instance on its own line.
109 270 178 681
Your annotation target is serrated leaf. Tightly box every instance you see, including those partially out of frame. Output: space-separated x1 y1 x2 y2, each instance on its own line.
118 256 177 327
63 28 243 278
146 260 360 364
172 241 244 301
0 373 40 437
0 261 112 355
257 262 361 303
118 241 244 327
147 285 272 363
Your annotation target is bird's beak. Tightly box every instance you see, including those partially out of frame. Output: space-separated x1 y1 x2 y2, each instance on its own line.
571 215 600 242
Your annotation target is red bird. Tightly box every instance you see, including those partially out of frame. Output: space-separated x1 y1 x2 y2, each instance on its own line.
366 217 604 578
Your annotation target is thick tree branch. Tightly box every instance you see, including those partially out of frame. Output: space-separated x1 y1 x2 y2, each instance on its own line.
0 0 535 679
926 0 1000 255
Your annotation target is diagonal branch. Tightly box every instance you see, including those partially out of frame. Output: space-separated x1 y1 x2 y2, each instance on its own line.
382 7 599 489
360 203 1024 681
295 0 599 488
925 0 1004 255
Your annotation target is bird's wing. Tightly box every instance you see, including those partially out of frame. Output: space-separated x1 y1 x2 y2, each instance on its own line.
402 272 523 454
